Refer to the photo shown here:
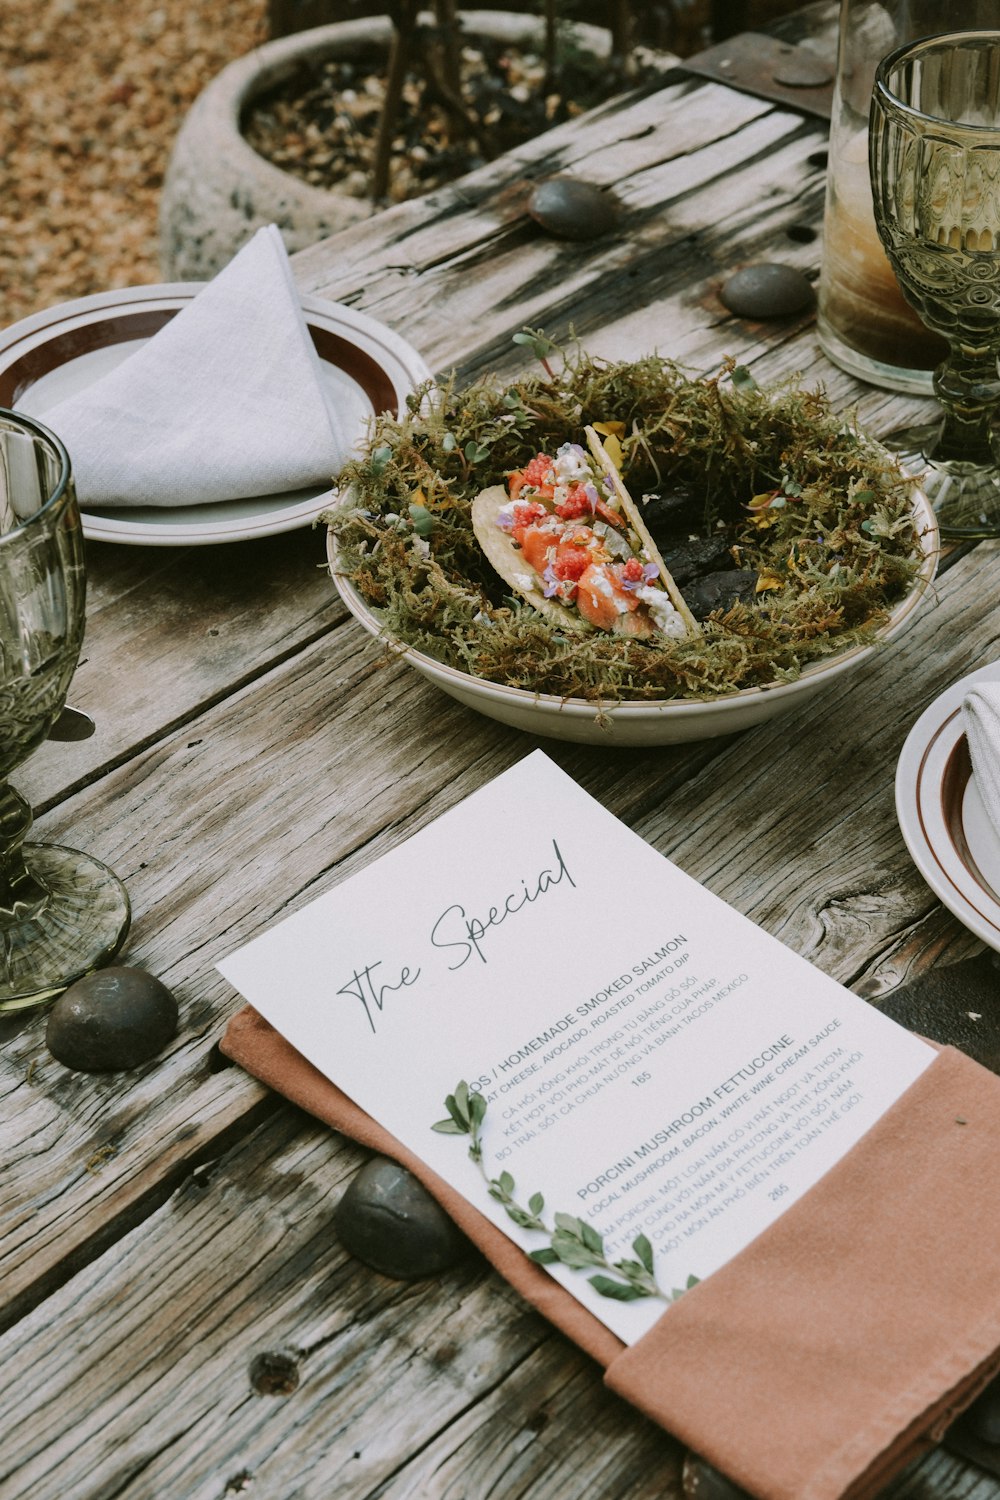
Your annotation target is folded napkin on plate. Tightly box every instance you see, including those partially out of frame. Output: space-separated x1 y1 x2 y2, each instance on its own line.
963 685 1000 833
222 1007 1000 1500
37 225 349 508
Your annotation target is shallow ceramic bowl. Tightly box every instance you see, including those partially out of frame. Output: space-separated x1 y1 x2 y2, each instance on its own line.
328 487 938 746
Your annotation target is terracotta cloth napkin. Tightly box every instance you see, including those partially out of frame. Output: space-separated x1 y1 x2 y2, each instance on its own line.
222 1007 1000 1500
35 225 349 508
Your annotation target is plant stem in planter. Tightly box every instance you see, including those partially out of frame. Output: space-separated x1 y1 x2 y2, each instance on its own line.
434 0 463 99
371 0 416 202
544 0 558 93
417 31 498 163
372 0 499 203
612 1 637 81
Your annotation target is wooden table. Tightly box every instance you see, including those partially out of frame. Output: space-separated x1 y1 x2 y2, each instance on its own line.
4 21 1000 1500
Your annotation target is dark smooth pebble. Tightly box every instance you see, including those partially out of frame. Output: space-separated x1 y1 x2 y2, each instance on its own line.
720 263 815 320
683 1454 751 1498
527 176 619 240
875 951 1000 1074
46 966 178 1072
46 706 97 742
334 1156 469 1280
686 569 758 620
772 50 833 88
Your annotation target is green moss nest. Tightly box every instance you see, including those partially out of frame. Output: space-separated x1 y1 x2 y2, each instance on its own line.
326 351 929 704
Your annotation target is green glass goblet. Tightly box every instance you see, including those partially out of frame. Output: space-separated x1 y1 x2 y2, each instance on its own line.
870 31 1000 537
0 409 130 1012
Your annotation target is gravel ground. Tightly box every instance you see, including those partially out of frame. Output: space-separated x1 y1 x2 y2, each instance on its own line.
2 0 267 330
2 2 802 333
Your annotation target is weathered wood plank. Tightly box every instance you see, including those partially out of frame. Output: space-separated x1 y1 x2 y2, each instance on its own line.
2 532 993 1333
23 526 340 811
298 90 827 382
0 1105 686 1500
887 1454 1000 1499
0 615 734 1326
5 47 997 1500
627 548 996 992
291 75 780 303
0 1102 997 1500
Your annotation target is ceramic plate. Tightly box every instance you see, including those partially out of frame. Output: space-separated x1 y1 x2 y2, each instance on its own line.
896 661 1000 950
0 284 431 545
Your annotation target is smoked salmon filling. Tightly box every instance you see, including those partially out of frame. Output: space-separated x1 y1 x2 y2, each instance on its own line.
472 432 698 640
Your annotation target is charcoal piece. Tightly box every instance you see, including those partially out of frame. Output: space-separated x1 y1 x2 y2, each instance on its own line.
636 482 705 550
334 1156 470 1280
963 1378 1000 1443
662 534 735 586
946 1371 1000 1477
685 569 758 620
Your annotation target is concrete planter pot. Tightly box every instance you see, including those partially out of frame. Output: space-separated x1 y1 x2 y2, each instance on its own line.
159 11 616 280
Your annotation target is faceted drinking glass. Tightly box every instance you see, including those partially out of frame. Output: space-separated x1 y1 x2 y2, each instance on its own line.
870 31 1000 535
0 409 130 1011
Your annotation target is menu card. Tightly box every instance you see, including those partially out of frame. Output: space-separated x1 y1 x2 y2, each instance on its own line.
218 751 934 1344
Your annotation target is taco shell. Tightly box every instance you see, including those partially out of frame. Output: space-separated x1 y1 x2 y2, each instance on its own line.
584 427 700 637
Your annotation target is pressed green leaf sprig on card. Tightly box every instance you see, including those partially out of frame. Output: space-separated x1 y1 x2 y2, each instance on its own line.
433 1081 699 1305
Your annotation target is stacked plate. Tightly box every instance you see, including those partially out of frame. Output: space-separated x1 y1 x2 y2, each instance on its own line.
896 662 1000 952
0 284 430 546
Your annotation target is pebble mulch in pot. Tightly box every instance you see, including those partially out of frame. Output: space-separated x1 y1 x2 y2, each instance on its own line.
242 32 665 205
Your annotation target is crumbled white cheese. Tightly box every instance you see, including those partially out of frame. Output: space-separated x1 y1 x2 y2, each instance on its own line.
553 444 591 483
637 585 687 638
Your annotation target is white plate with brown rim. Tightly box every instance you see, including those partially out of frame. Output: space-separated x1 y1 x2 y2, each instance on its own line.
896 660 1000 951
0 284 431 545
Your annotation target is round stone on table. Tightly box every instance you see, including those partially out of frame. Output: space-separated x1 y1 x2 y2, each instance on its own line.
772 50 834 89
527 176 620 240
334 1156 469 1280
720 263 815 320
46 966 179 1072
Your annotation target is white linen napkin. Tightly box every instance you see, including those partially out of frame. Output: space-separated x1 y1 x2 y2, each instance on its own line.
963 684 1000 832
35 225 349 508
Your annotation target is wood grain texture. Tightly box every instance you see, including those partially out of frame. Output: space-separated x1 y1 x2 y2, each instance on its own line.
3 47 999 1500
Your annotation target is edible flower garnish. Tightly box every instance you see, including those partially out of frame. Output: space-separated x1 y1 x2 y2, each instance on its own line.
491 439 687 638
